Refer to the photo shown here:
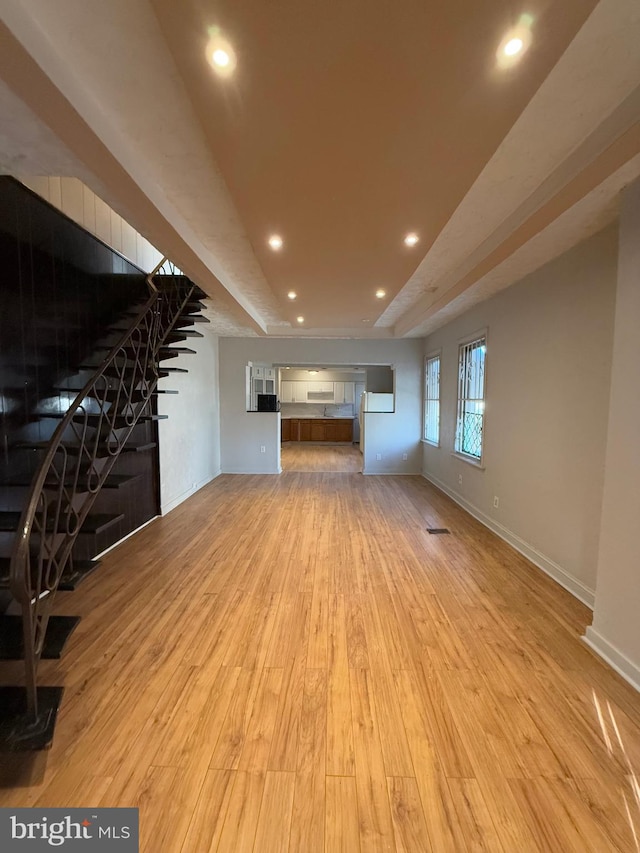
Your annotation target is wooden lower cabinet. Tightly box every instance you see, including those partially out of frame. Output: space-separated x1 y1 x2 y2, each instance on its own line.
281 418 353 443
310 421 325 441
299 420 312 441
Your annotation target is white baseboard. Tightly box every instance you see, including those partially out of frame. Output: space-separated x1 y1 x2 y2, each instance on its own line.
221 468 280 475
363 470 420 476
94 515 159 560
583 627 640 693
422 472 595 609
161 470 221 516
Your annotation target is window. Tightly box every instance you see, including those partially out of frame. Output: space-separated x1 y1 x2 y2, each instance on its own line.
424 353 440 444
455 335 486 461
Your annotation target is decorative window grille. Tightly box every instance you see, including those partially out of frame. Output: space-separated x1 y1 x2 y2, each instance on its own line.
424 354 440 444
455 336 486 461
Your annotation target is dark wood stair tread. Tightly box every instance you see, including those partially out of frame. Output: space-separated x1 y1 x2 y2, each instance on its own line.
0 686 64 751
174 315 210 325
37 412 168 427
0 512 124 534
0 687 64 753
53 387 162 402
1 473 143 491
1 557 102 589
169 329 203 338
17 441 158 457
0 615 80 661
59 559 101 590
159 347 196 356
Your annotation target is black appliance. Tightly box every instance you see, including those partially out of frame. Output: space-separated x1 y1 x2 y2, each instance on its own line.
257 394 280 412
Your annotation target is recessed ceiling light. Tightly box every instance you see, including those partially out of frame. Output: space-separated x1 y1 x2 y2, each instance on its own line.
287 291 297 300
497 16 533 67
268 235 283 250
206 28 236 77
296 316 304 323
361 319 371 323
404 233 419 247
503 37 523 56
212 48 230 67
375 289 386 299
308 370 318 375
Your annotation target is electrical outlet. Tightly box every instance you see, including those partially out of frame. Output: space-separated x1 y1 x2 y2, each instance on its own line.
260 445 266 453
493 496 499 508
376 453 382 461
458 473 463 485
402 453 408 460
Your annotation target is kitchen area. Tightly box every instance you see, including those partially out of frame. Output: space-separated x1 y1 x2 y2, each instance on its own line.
243 362 396 472
247 363 395 454
279 367 365 446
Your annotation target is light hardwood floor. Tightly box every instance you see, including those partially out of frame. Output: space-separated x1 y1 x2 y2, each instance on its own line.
1 470 639 852
281 443 362 472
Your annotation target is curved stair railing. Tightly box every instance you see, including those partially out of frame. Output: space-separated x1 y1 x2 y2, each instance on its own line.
6 257 199 743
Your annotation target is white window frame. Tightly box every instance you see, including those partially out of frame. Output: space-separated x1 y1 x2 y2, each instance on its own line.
454 331 487 465
423 351 441 446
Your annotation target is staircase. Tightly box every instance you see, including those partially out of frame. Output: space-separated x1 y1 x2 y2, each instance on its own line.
0 258 209 750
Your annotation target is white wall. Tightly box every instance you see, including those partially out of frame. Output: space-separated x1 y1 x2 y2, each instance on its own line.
423 226 618 605
219 338 423 474
20 176 162 271
586 180 640 689
281 369 363 382
158 329 221 513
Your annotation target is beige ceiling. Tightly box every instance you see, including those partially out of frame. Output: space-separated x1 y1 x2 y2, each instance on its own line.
1 0 639 338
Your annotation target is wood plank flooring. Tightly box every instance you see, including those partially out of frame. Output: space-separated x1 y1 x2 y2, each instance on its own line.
1 470 640 851
281 443 362 472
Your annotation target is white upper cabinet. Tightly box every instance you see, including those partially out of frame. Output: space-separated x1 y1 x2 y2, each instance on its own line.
280 380 293 403
334 381 355 403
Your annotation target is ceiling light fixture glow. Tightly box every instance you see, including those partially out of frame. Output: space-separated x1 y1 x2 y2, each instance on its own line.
497 15 534 68
206 26 237 77
212 48 230 67
287 291 297 300
404 233 419 247
375 289 386 299
296 316 304 324
503 37 523 56
268 234 283 250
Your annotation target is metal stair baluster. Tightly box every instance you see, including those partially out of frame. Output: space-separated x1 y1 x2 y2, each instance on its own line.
5 258 200 744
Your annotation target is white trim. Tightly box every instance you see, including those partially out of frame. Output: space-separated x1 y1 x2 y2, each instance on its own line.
93 514 159 560
583 627 640 693
363 471 418 476
222 468 280 475
454 332 487 466
161 470 221 516
424 351 441 446
457 326 489 347
451 451 485 470
422 471 595 608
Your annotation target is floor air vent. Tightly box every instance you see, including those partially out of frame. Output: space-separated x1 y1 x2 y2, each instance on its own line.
427 528 451 535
